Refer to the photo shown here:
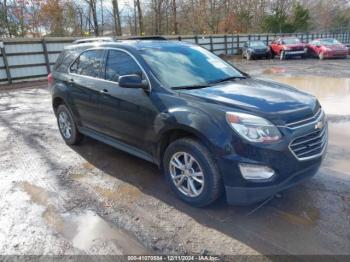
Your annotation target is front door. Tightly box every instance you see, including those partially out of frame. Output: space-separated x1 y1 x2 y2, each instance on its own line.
98 49 158 153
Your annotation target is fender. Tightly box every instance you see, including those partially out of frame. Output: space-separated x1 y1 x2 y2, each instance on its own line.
154 105 233 161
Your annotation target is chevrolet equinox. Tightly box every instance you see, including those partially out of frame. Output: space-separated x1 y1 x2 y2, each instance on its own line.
50 39 328 207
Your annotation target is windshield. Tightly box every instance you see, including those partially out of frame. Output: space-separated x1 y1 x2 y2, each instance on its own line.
320 38 340 45
140 44 244 88
282 38 301 45
249 41 266 47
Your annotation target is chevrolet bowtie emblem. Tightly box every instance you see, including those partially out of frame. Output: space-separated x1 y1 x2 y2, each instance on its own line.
315 121 324 130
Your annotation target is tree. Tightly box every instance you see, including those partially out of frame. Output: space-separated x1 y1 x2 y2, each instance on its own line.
112 0 122 35
84 0 99 36
291 3 310 32
136 0 144 35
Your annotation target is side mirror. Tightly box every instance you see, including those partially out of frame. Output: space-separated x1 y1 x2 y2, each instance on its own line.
118 74 149 90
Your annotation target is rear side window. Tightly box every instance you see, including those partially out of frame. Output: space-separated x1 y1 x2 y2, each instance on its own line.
105 50 142 82
70 49 104 78
54 51 77 73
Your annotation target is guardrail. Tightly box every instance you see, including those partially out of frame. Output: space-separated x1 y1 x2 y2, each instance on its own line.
1 31 350 84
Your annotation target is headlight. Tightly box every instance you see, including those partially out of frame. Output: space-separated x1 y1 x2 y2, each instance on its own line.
226 112 281 143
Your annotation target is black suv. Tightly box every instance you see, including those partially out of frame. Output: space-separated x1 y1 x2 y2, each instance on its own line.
50 39 327 207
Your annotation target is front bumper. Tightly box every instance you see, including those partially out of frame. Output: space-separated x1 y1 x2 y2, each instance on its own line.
217 115 327 205
285 50 306 56
225 159 322 205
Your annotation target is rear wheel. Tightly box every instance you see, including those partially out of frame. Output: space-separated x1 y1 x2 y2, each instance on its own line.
163 138 222 207
56 104 82 145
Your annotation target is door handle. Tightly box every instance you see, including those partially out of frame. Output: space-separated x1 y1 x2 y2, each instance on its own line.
100 89 109 94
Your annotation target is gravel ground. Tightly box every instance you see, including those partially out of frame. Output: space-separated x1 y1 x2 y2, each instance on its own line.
0 58 349 257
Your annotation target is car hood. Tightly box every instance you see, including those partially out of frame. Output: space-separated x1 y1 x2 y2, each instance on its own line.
179 78 319 125
284 43 306 49
324 44 347 50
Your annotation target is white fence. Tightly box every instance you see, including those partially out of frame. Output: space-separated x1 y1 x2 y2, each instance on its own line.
1 31 350 84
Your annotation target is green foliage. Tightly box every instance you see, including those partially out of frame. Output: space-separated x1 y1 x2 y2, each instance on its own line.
292 3 310 32
262 7 294 33
262 3 310 33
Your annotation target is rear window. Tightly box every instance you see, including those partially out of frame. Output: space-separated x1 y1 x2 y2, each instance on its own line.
70 49 104 78
54 51 77 73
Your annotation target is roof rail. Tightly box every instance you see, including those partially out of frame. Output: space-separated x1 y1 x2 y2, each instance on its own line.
126 36 167 41
72 37 114 44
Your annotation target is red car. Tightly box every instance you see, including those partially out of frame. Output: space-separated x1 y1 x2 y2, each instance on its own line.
307 38 349 60
269 37 307 60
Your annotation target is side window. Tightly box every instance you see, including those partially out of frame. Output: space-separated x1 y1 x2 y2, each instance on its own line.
70 50 104 78
105 50 143 82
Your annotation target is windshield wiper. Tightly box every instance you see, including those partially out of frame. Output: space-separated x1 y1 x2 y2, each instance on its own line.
209 76 246 85
171 84 210 90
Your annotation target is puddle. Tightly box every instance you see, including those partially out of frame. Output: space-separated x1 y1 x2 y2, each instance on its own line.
20 182 147 254
60 211 147 254
261 75 350 116
262 67 287 74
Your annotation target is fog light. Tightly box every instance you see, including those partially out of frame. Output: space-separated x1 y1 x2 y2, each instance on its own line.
239 163 275 181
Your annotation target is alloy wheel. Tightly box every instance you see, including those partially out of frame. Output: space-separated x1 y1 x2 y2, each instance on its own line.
58 111 72 139
169 152 205 197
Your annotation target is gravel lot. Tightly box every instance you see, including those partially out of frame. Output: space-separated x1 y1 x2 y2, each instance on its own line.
0 58 349 257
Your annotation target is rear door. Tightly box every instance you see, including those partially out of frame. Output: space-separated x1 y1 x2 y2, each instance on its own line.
68 49 106 131
98 49 157 153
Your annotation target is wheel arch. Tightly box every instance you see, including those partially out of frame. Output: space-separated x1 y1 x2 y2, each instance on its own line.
156 126 216 168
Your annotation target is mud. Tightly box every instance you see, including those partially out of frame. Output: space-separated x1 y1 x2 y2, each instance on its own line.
0 59 349 255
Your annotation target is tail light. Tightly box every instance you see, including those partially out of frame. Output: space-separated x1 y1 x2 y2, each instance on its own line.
48 73 54 88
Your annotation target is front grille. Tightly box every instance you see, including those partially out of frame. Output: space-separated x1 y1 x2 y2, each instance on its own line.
286 108 323 129
291 47 304 51
289 125 328 160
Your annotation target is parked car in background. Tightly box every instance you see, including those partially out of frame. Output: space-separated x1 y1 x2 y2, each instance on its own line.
307 38 349 60
242 40 271 60
270 37 307 60
51 38 327 207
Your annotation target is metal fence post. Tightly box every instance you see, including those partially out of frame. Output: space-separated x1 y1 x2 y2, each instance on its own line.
236 34 240 55
266 34 269 45
209 35 213 52
41 38 51 74
178 36 182 41
0 42 12 84
194 35 198 45
231 34 234 55
224 35 227 55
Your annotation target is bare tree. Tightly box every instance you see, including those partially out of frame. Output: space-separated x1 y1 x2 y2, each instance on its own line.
112 0 122 35
84 0 99 36
135 0 144 35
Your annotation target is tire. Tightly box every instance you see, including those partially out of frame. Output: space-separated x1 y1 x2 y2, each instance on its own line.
163 138 222 207
246 52 252 60
280 50 286 60
319 52 324 60
56 104 83 145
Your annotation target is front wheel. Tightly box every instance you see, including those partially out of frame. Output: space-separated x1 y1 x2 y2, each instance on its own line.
280 50 286 60
246 52 252 60
163 138 222 207
319 52 325 60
